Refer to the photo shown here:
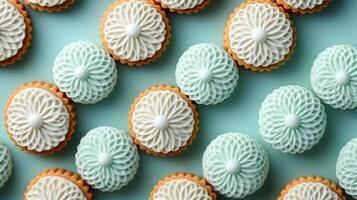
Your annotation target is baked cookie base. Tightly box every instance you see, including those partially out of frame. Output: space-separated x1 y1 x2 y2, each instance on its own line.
154 0 210 14
149 172 217 200
224 0 297 72
128 85 199 157
100 0 171 66
4 81 77 155
0 0 32 67
277 176 347 200
276 0 331 14
24 0 75 12
24 168 94 200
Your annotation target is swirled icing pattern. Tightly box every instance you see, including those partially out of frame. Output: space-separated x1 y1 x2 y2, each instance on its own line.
259 85 326 154
26 176 86 200
228 2 293 67
6 88 70 152
0 142 12 189
311 45 357 110
176 43 239 105
283 182 340 200
336 138 357 199
0 0 26 62
132 90 194 153
282 0 323 9
103 0 166 62
160 0 204 10
53 41 117 104
202 133 269 198
153 179 212 200
27 0 66 7
76 126 139 192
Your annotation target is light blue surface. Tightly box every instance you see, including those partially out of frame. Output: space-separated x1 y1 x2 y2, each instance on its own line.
0 0 356 199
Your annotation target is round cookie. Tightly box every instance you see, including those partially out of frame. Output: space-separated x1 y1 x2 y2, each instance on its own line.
24 0 75 12
259 85 327 154
76 126 140 192
0 141 12 189
311 45 357 110
100 0 171 66
278 176 347 200
336 138 357 199
129 85 198 157
0 0 32 67
175 43 239 105
150 173 216 200
24 168 94 200
276 0 331 14
224 0 296 71
4 81 76 155
202 132 269 198
154 0 209 14
53 41 117 104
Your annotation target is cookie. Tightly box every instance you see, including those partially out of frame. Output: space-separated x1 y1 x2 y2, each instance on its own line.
202 132 269 198
276 0 331 14
150 172 216 200
0 141 12 189
100 0 171 66
129 85 198 157
53 41 117 104
4 81 76 155
154 0 209 14
278 176 346 200
311 45 357 110
24 168 94 200
76 126 140 192
24 0 75 12
0 0 32 67
175 43 239 105
224 0 296 71
259 85 326 154
336 138 357 199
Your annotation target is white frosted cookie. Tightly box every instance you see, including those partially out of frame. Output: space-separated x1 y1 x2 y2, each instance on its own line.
277 0 330 14
101 0 170 66
154 0 209 14
25 0 75 12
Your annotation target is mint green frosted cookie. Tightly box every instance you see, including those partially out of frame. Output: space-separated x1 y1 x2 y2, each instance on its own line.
0 141 12 189
75 126 139 192
202 132 269 198
53 41 117 104
336 138 357 199
259 85 327 154
175 43 239 105
311 45 357 109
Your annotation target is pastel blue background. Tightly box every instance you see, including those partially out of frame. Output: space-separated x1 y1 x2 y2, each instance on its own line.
0 0 355 199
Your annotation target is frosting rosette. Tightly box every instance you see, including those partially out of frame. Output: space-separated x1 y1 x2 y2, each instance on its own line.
101 0 169 65
225 0 295 71
336 138 357 199
53 41 117 104
0 0 26 62
176 43 239 105
282 0 323 9
311 45 357 110
0 142 12 189
202 132 269 198
283 182 340 200
76 126 139 192
26 0 66 7
154 0 209 14
259 85 327 154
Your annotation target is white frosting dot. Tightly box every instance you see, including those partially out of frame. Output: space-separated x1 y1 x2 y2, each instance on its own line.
97 152 112 167
74 66 89 80
154 115 169 130
126 24 141 38
198 69 213 82
27 114 44 129
284 114 300 129
251 28 268 43
225 160 240 174
335 71 350 85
